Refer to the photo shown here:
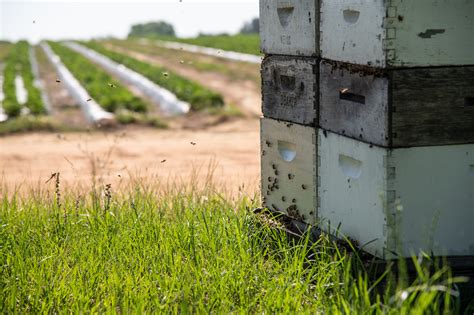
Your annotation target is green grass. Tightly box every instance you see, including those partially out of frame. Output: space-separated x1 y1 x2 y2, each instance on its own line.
2 41 46 117
0 181 464 313
82 41 224 111
154 34 261 56
47 41 148 113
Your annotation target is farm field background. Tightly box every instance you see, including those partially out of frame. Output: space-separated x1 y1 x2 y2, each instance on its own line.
0 37 262 196
0 37 468 312
1 3 471 312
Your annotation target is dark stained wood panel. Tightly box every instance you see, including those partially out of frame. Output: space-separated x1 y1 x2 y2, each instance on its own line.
263 56 474 147
261 55 318 126
391 66 474 147
319 61 390 147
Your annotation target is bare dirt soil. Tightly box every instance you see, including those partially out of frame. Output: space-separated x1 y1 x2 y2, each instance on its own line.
0 119 261 197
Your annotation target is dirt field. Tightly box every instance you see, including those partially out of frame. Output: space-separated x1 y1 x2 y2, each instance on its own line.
1 44 262 197
1 117 261 199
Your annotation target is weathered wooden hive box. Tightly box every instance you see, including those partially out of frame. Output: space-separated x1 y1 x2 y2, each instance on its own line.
318 131 474 259
260 0 474 260
263 56 474 147
261 118 317 224
261 56 319 126
261 120 474 259
260 0 474 67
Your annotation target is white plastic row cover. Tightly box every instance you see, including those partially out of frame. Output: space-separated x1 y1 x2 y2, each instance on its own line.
40 42 114 124
15 75 31 116
15 75 27 105
29 46 52 113
151 39 262 64
65 42 190 116
0 73 29 120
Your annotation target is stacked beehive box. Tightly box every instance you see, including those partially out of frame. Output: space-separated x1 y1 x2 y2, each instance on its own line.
260 0 474 259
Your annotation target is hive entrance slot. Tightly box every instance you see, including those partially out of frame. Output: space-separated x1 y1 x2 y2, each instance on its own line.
278 141 297 162
343 9 360 24
339 88 366 104
277 6 295 28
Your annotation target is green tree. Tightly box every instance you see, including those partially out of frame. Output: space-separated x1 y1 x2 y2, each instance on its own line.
128 21 176 37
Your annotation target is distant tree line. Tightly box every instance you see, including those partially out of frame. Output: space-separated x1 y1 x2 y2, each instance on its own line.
128 17 259 38
128 21 176 37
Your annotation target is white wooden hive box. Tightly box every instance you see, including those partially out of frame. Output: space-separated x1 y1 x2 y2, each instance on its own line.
261 118 318 224
260 0 474 67
318 130 474 259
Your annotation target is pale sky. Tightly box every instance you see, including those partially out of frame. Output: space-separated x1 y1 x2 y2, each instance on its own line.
0 0 259 43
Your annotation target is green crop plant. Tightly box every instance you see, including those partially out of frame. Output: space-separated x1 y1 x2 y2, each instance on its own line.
0 179 464 313
1 41 46 117
0 42 12 62
48 41 148 113
2 52 20 117
82 41 224 111
102 39 261 86
16 41 45 115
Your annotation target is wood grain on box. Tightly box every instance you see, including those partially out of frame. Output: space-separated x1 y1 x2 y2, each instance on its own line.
318 130 474 259
261 118 317 224
261 55 318 126
260 0 319 56
320 61 474 147
260 0 474 67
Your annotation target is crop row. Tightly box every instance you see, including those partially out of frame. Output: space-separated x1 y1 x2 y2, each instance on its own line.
48 41 148 113
0 41 12 62
81 41 224 111
155 34 261 56
2 41 46 117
